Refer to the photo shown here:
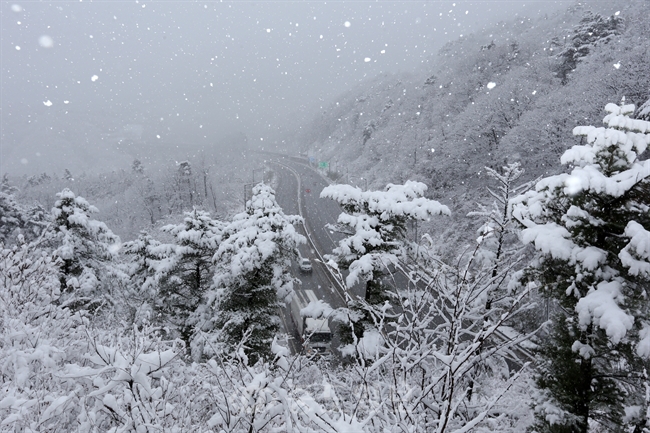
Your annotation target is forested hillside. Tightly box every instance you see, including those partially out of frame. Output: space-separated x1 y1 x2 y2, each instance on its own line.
300 0 650 248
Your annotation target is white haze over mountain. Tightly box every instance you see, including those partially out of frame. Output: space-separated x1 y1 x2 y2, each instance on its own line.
1 0 572 175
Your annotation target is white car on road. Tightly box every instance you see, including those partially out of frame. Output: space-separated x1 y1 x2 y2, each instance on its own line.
299 257 312 272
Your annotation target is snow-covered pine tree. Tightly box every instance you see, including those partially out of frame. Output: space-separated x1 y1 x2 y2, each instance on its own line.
512 101 650 433
120 230 164 324
0 174 16 195
320 181 449 344
63 168 74 181
209 183 304 364
154 208 223 345
48 188 120 310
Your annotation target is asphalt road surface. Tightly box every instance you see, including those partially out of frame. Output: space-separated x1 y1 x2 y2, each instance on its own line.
269 155 413 355
269 157 349 356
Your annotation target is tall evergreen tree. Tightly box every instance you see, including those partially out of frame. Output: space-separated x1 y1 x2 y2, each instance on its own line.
321 181 449 344
48 188 120 309
209 183 304 364
512 102 650 432
120 230 163 323
154 208 223 345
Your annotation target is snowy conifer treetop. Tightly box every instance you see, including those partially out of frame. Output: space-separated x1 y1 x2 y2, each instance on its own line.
322 180 450 290
511 101 650 432
321 180 450 221
216 183 304 284
52 188 110 241
160 208 223 251
48 188 120 299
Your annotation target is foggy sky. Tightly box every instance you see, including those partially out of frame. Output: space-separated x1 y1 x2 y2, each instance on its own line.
2 0 573 174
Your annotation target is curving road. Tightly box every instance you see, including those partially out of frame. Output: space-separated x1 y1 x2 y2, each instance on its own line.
266 153 534 366
268 156 349 355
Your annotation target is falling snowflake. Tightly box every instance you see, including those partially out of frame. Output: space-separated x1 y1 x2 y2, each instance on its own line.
91 75 99 82
39 35 54 48
487 82 496 89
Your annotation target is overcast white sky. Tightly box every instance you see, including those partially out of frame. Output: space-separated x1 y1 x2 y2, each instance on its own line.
2 1 574 149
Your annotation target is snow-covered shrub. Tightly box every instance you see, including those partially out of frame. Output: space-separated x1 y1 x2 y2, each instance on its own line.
0 241 86 430
72 323 190 432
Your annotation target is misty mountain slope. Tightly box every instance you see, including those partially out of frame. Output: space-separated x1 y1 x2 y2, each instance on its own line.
300 0 650 250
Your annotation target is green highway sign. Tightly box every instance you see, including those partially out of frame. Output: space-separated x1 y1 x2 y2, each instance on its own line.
318 161 329 169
